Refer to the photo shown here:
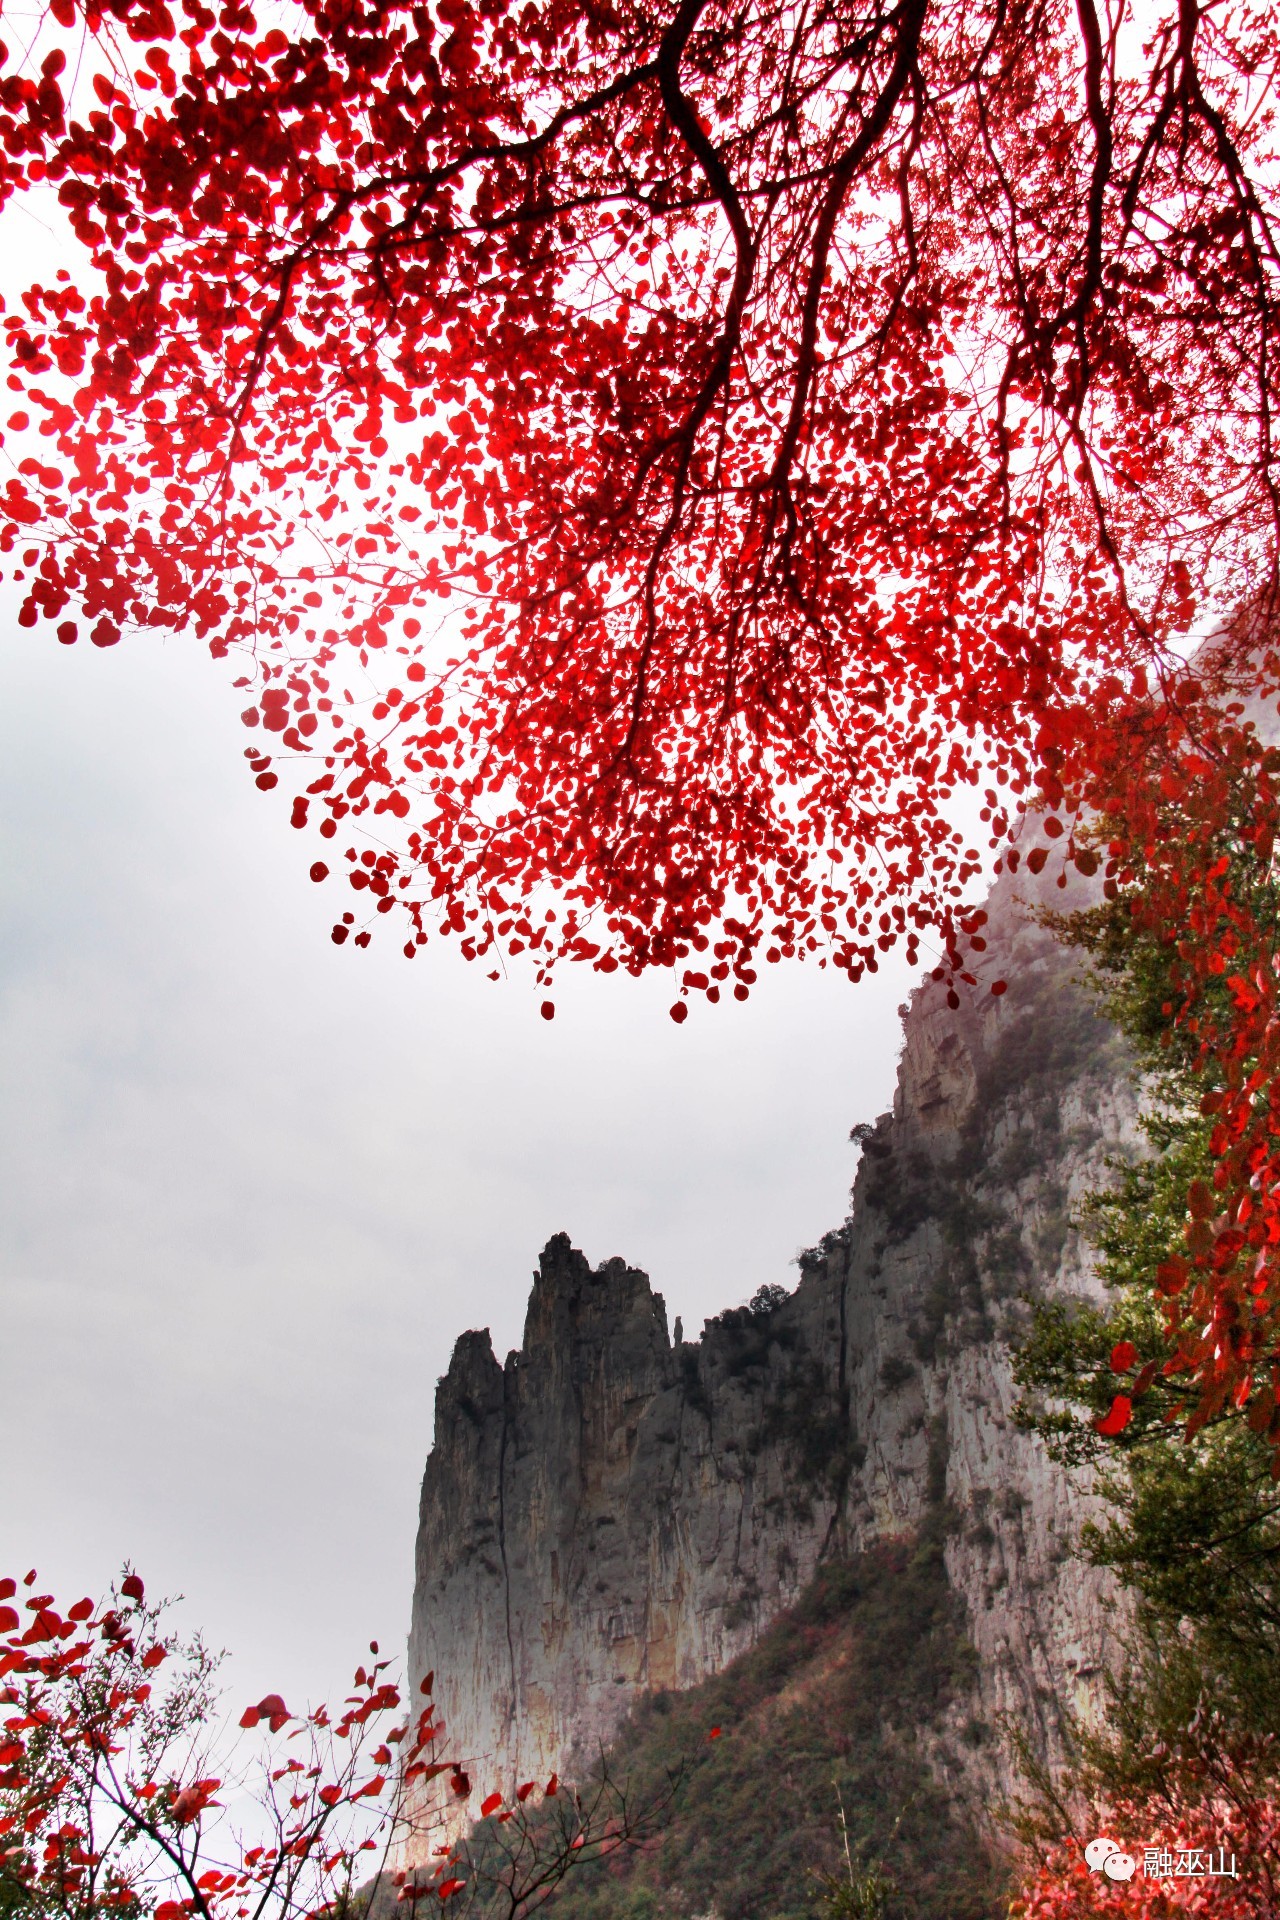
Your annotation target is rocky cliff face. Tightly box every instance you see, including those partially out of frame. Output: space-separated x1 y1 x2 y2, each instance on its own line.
406 865 1138 1843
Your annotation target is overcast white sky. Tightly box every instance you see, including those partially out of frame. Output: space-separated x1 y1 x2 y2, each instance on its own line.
0 613 926 1717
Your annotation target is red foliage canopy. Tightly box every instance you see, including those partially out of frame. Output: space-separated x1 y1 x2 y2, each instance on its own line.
10 0 1280 1439
1 0 1277 1001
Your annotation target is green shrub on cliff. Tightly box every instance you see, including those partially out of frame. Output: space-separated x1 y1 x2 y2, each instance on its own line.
520 1519 1004 1920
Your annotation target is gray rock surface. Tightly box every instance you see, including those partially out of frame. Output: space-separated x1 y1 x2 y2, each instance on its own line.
405 860 1138 1844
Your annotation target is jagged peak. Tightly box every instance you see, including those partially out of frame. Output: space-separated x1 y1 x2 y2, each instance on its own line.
427 1328 508 1460
438 1326 502 1399
534 1232 595 1291
523 1235 669 1354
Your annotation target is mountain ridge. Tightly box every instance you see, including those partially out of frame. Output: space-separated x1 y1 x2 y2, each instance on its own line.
405 862 1136 1860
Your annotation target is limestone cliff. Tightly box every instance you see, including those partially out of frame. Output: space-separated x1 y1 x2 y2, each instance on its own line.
406 865 1138 1841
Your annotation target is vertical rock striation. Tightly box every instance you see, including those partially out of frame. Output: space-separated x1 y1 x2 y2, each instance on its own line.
407 867 1138 1839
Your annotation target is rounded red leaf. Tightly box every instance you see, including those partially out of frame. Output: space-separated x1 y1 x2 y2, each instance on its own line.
1095 1395 1133 1437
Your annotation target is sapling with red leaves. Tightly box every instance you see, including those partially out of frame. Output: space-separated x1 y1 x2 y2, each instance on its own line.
0 1569 646 1920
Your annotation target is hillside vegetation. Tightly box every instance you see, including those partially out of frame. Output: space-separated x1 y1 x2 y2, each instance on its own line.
527 1517 1006 1920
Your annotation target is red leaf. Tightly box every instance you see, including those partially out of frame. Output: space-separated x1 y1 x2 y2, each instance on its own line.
0 1608 18 1634
1157 1259 1188 1297
120 1574 144 1603
1095 1395 1133 1437
171 1780 220 1825
449 1769 470 1798
1110 1342 1138 1373
480 1793 502 1817
515 1782 536 1802
545 1773 559 1796
1188 1180 1215 1220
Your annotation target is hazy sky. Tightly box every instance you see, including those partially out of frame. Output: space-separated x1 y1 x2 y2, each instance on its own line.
0 611 923 1717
